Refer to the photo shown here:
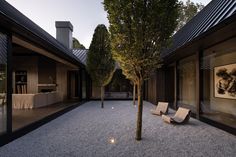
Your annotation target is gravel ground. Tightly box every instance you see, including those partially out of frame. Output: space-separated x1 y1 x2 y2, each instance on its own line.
0 101 235 157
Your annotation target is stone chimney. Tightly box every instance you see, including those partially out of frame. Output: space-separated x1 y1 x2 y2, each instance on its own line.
55 21 73 49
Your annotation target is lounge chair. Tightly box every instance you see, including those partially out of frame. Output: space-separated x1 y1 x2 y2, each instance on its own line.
150 102 169 116
162 107 191 124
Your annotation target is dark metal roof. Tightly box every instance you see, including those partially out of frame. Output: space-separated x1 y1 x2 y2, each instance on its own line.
73 49 88 65
162 0 236 58
73 49 121 70
0 0 83 66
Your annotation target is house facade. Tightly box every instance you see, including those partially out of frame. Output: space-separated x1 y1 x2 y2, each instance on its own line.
73 0 236 134
0 0 90 145
145 0 236 134
0 0 235 146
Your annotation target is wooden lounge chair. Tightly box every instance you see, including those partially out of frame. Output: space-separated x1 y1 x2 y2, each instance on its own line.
150 102 169 116
162 107 191 124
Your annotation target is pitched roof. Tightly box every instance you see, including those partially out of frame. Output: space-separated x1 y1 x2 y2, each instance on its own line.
162 0 236 58
73 49 88 65
72 49 121 70
0 0 83 66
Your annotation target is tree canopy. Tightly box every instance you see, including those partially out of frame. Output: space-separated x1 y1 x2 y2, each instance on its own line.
104 0 179 140
86 24 115 108
104 0 178 84
176 0 204 31
73 37 85 49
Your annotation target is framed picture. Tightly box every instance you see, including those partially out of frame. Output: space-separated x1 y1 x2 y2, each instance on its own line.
214 63 236 99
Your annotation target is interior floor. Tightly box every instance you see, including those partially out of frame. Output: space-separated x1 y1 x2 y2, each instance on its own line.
201 112 236 129
12 100 80 131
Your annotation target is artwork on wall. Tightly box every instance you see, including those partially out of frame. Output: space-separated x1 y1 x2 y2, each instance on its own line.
214 63 236 99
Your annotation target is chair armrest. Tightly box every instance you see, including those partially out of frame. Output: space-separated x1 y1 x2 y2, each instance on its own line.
151 109 161 115
162 115 172 123
150 109 155 113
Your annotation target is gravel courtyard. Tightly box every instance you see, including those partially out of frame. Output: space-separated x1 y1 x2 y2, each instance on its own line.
0 101 235 157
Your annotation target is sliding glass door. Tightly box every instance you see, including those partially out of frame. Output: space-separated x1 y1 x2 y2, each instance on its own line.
201 42 236 129
0 31 8 135
178 55 196 112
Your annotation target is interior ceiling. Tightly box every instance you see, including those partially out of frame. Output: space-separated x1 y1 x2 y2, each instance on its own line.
12 35 78 69
12 43 40 56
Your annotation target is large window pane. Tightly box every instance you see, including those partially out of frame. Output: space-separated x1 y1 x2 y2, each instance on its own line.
178 55 196 112
0 32 7 135
201 48 236 129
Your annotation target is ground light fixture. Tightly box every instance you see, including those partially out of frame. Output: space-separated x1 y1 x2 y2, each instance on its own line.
108 137 116 144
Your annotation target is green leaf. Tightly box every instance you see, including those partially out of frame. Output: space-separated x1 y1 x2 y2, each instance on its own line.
86 24 116 87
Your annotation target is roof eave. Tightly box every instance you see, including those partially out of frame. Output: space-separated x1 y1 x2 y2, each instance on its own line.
162 13 236 64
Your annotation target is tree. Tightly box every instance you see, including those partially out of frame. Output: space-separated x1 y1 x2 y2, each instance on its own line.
176 0 204 31
132 82 136 106
86 24 115 108
104 0 178 140
73 37 86 49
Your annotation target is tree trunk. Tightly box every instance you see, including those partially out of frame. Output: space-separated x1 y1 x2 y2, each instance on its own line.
133 84 136 105
101 86 104 108
136 80 143 141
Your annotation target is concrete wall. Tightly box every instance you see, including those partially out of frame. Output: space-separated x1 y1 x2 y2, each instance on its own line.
56 21 73 49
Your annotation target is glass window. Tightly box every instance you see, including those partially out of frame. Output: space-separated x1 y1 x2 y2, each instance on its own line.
178 55 196 112
201 45 236 129
0 32 8 135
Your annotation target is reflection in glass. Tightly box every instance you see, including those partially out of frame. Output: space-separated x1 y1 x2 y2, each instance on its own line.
178 55 196 112
0 32 7 135
201 50 236 129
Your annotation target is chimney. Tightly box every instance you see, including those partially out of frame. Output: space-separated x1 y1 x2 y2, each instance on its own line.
55 21 73 49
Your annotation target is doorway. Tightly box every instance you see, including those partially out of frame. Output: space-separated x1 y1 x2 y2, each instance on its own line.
165 66 175 109
67 71 79 99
